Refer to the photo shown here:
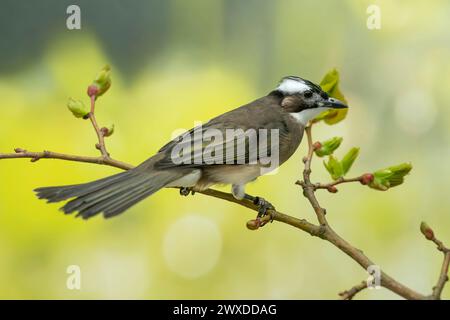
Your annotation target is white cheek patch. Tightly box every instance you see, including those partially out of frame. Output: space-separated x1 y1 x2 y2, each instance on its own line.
277 78 310 95
290 107 330 126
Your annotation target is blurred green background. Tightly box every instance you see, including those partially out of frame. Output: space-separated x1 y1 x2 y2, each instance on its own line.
0 0 449 299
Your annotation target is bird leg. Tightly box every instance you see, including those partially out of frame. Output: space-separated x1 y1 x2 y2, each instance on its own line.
244 194 275 226
179 187 195 196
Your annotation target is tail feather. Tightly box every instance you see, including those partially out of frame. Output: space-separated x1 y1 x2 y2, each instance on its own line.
61 173 147 214
72 186 143 219
34 168 182 219
80 182 162 219
67 175 164 218
104 180 169 217
35 171 134 203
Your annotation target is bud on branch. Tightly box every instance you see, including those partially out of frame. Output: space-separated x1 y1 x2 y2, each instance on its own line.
87 65 111 98
368 163 413 191
314 137 343 157
100 124 115 138
360 173 374 185
420 222 435 240
67 98 89 118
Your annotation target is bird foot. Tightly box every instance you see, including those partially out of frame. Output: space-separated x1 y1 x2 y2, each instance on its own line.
179 187 195 196
253 197 275 225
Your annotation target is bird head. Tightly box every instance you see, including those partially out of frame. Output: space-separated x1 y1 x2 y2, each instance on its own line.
274 76 348 126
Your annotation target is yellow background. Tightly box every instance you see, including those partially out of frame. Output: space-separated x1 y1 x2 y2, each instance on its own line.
0 0 449 299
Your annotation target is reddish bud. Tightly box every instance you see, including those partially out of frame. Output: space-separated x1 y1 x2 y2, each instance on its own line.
360 173 374 185
246 219 260 230
91 65 111 97
327 186 338 193
87 84 99 97
100 124 114 137
420 222 434 240
312 141 322 151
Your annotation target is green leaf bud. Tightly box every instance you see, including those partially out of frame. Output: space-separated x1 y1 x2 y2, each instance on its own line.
323 155 344 181
88 65 111 97
314 137 343 157
368 163 413 191
67 98 89 118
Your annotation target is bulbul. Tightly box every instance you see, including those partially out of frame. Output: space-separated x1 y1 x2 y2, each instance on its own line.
35 76 347 219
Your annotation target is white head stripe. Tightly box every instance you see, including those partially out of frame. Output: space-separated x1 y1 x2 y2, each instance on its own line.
277 78 310 95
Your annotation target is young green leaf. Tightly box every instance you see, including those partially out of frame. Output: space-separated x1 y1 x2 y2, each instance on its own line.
314 68 348 125
341 147 360 175
67 98 89 118
323 155 344 180
368 163 413 191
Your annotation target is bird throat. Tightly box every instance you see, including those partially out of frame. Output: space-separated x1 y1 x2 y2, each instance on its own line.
290 107 330 126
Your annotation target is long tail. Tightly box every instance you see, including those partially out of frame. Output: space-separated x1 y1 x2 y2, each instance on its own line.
34 167 182 219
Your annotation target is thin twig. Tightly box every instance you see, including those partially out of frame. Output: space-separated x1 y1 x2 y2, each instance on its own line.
0 148 132 170
339 281 367 300
88 95 109 158
198 188 323 237
432 252 450 299
424 233 450 300
301 125 328 226
431 236 449 254
313 176 363 190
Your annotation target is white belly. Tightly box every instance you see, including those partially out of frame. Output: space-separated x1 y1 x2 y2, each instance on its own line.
166 170 201 187
205 165 262 185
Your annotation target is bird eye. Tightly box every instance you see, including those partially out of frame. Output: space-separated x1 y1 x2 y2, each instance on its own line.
320 92 328 99
304 91 313 98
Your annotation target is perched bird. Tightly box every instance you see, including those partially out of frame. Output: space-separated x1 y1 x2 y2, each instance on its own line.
35 76 347 219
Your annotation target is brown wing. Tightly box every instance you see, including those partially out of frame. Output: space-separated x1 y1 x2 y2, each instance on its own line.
155 97 291 169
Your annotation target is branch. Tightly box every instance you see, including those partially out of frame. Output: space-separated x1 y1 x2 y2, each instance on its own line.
199 188 322 236
0 127 440 300
420 223 450 300
313 176 363 191
0 148 132 170
0 148 322 237
301 125 328 226
88 95 110 158
433 252 450 300
296 125 427 300
2 124 442 300
339 281 367 300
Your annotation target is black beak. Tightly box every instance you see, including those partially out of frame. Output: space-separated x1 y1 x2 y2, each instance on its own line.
322 97 348 109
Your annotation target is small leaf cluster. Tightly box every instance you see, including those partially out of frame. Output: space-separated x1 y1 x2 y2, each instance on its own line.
66 65 114 137
313 68 348 125
314 69 412 191
315 134 412 190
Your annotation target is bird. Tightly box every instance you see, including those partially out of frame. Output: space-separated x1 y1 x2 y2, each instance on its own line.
34 76 348 220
